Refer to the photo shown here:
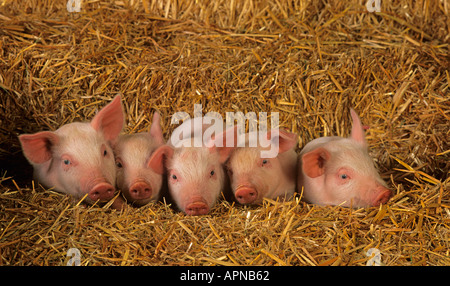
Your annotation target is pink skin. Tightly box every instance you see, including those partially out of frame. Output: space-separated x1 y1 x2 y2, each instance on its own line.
226 129 298 205
298 108 392 208
18 95 124 204
114 112 167 206
166 117 235 215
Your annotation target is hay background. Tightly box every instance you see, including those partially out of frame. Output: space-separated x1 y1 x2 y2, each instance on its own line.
0 0 449 266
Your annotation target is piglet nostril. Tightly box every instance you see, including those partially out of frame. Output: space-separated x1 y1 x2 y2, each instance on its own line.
186 202 209 216
129 182 153 200
373 188 392 206
89 183 115 201
235 187 258 205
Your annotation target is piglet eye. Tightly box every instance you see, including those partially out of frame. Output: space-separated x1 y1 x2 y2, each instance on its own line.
262 159 268 165
340 174 348 179
101 144 108 157
115 158 123 168
172 174 177 180
210 170 215 176
61 155 75 170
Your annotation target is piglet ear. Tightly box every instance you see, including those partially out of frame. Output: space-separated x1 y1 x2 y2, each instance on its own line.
349 108 367 147
267 128 297 153
302 147 330 178
149 111 165 145
207 125 238 164
91 95 124 141
147 145 174 174
18 131 59 164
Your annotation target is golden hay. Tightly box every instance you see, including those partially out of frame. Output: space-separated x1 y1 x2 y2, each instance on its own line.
0 0 449 266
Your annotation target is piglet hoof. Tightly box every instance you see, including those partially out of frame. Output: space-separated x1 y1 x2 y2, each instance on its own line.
235 187 258 205
129 182 152 200
185 202 209 216
89 183 115 201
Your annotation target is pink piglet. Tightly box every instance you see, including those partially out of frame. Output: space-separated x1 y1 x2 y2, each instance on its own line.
297 108 392 208
19 95 125 204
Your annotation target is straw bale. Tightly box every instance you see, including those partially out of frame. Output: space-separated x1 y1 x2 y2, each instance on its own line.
0 0 449 266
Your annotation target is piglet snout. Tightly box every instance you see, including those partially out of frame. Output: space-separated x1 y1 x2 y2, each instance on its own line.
129 181 152 200
88 182 115 201
185 199 209 216
235 186 258 205
373 187 392 206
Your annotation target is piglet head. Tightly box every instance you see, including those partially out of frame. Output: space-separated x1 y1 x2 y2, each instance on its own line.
19 95 124 204
165 126 236 215
227 129 297 205
115 137 169 206
301 109 391 207
114 112 168 206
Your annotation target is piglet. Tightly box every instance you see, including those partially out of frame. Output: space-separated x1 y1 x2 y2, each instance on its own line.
114 112 167 206
297 108 392 208
226 129 298 205
164 116 235 216
18 95 124 204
